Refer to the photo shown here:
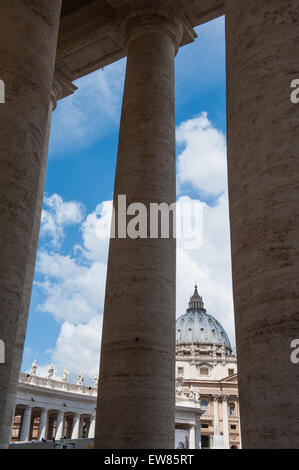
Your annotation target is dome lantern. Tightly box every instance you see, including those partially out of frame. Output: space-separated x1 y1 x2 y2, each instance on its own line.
188 284 205 312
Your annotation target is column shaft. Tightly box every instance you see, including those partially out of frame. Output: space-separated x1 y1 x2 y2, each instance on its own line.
55 412 64 440
95 17 179 449
19 407 32 442
88 415 96 439
38 409 48 441
213 397 219 433
226 0 299 448
222 399 229 449
0 0 62 449
189 425 196 449
71 414 80 440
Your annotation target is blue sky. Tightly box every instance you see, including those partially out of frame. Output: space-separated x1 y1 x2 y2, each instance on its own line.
23 16 233 384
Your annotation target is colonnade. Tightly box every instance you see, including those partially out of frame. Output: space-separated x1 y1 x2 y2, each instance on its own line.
13 405 95 442
0 0 299 449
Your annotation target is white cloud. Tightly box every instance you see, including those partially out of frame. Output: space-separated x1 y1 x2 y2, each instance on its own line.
80 200 113 263
40 194 84 248
35 199 109 380
36 251 107 325
177 112 227 197
51 315 102 382
176 193 235 346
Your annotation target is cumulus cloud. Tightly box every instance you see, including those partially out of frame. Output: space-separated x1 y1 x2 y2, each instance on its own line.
40 194 85 248
80 200 113 263
177 112 227 198
35 200 111 380
176 193 235 345
51 315 102 382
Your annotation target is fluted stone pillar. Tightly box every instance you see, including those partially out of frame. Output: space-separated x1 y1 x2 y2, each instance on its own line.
55 412 64 440
222 397 229 449
0 0 62 449
71 414 80 440
226 0 299 448
88 415 96 439
19 406 32 442
95 4 194 449
38 409 48 441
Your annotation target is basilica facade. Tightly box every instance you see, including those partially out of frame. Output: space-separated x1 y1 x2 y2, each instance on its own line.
175 286 241 449
11 287 240 449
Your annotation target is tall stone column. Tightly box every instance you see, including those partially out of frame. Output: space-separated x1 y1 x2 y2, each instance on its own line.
19 406 32 442
55 412 64 440
222 397 229 449
0 0 62 449
71 414 80 440
88 415 96 439
38 409 48 441
95 3 194 449
226 0 299 448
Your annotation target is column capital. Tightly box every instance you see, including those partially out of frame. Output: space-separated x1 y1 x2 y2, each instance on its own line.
23 404 33 411
51 65 78 111
121 0 196 53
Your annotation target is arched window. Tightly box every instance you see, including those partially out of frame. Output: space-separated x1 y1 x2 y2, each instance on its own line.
229 403 236 417
200 400 208 415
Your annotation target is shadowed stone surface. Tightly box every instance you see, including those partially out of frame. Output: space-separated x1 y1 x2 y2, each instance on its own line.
0 0 62 449
226 0 299 449
95 11 181 449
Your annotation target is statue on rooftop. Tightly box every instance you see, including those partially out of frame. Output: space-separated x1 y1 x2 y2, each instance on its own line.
30 360 37 376
62 368 69 382
77 371 84 385
47 364 54 379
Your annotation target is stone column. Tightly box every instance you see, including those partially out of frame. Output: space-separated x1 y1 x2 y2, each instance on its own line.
88 415 96 439
225 0 299 449
189 425 196 449
47 416 54 440
38 409 48 441
55 412 64 440
71 414 80 440
195 421 202 449
213 395 220 433
95 4 194 450
0 0 62 449
222 397 229 449
19 406 32 442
